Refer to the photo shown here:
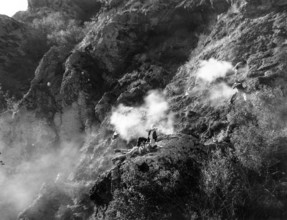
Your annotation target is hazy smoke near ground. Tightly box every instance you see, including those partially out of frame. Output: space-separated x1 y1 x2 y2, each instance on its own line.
110 90 174 141
0 111 82 220
209 82 236 105
189 58 237 105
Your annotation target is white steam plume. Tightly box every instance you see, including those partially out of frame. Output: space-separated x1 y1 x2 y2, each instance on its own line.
196 58 234 83
110 90 174 141
209 82 236 105
187 58 238 106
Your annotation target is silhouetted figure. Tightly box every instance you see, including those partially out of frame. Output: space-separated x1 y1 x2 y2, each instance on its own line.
112 126 160 164
137 137 147 147
147 127 157 145
0 152 3 165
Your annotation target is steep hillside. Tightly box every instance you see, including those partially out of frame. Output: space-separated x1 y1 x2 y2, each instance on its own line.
0 15 47 99
2 0 287 220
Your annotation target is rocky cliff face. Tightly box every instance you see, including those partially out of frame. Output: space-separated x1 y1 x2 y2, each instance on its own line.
0 15 47 99
2 0 287 219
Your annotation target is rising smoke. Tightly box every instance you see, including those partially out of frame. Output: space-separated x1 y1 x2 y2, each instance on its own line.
196 58 234 83
191 58 237 105
209 82 237 104
0 111 82 220
110 90 174 142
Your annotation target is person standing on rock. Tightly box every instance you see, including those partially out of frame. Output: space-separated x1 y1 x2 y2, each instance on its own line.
147 125 158 145
112 126 159 163
0 152 4 166
136 125 157 148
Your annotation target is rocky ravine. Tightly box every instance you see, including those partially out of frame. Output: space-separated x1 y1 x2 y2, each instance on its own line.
1 0 287 219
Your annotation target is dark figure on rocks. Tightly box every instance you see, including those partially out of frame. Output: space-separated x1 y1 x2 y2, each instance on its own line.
147 126 158 146
112 126 160 164
0 152 4 165
137 137 147 147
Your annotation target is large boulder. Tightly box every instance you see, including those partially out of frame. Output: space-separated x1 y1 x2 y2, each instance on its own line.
90 134 206 219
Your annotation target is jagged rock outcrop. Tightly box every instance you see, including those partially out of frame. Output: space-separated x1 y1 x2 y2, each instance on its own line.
90 134 205 219
168 0 287 139
0 15 47 98
4 0 287 219
20 0 226 134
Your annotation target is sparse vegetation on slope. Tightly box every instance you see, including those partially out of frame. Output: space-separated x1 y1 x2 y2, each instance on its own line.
2 0 287 220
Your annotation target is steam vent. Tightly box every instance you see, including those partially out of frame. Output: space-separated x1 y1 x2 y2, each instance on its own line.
1 0 287 219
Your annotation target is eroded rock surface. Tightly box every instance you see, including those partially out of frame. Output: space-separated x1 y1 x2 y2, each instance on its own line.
90 135 205 219
0 15 47 98
2 0 287 219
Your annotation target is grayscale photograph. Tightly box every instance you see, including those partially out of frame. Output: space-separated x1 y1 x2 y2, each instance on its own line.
0 0 287 219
